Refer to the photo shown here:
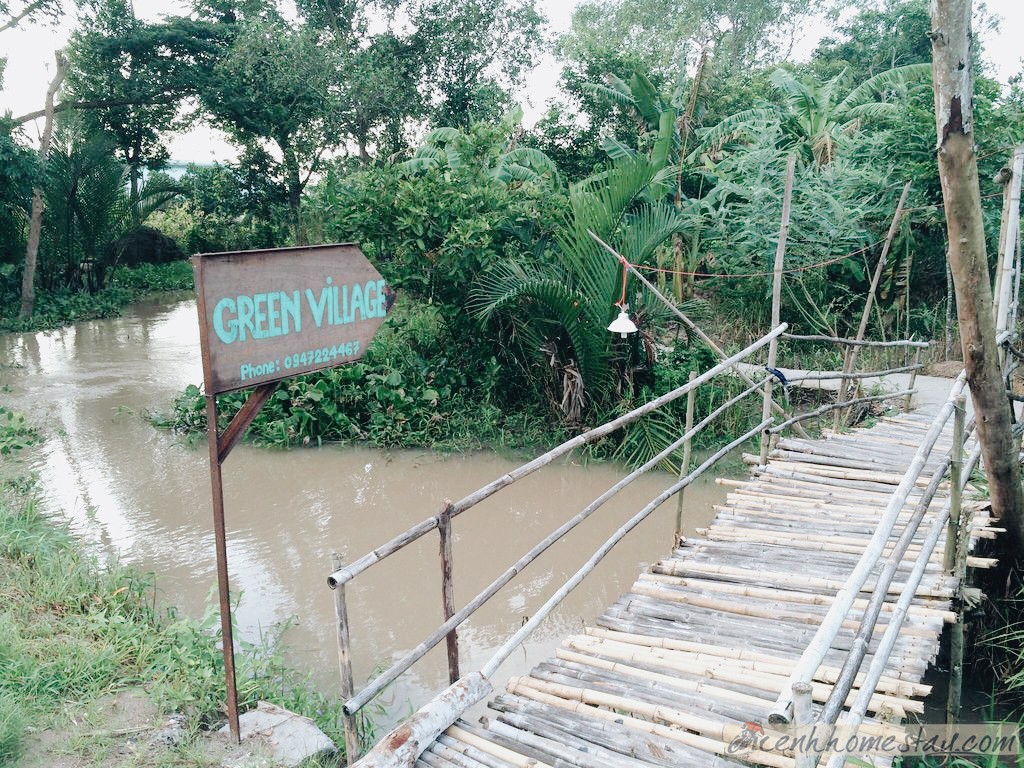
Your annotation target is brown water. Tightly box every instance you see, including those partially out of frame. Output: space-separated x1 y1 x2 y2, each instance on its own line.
0 298 727 727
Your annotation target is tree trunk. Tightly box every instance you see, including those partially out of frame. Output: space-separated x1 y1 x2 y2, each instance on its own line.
20 50 68 319
930 0 1024 550
280 138 304 245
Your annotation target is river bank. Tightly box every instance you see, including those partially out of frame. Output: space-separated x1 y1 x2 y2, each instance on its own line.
0 455 347 767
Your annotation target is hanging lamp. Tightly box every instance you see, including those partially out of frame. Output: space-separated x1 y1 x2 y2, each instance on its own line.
608 255 638 338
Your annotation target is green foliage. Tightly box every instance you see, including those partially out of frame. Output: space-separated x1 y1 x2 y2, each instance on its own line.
66 0 181 195
0 122 37 270
0 260 193 332
149 161 290 255
155 298 557 454
412 0 545 128
0 407 39 455
696 64 932 167
811 0 933 82
470 111 690 415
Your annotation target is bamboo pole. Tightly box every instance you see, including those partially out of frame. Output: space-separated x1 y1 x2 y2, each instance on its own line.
771 374 966 724
904 349 921 411
438 503 459 685
943 398 966 574
782 334 929 348
583 627 932 697
327 325 785 590
994 147 1024 336
332 553 362 765
674 370 697 543
506 680 798 768
792 682 817 768
834 182 913 430
761 156 796 465
480 418 771 680
946 396 968 723
651 560 950 598
446 725 553 768
590 229 809 437
785 363 923 383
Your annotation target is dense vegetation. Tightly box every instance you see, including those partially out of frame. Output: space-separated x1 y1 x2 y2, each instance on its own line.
2 0 1022 454
3 0 1024 761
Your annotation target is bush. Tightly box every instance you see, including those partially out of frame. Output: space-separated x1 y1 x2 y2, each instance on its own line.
155 297 557 454
0 260 193 333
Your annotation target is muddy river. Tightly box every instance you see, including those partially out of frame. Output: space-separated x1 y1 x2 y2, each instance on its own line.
0 298 728 727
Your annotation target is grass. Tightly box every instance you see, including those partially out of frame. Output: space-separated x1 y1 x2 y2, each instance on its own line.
0 418 373 766
0 261 194 334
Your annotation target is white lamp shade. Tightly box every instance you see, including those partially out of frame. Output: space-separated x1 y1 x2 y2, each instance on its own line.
608 310 638 338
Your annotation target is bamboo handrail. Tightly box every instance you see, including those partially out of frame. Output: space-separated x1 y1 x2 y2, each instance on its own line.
341 375 771 715
769 372 967 724
781 333 930 348
784 362 922 382
479 417 773 679
821 439 986 768
326 324 786 590
350 418 772 768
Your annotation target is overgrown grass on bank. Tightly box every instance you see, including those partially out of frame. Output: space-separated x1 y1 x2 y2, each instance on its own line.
0 261 194 334
0 466 355 766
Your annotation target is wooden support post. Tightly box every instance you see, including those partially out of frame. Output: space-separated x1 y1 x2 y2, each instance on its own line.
674 371 697 544
946 395 967 723
993 147 1024 338
331 553 361 765
204 394 240 743
834 181 912 430
944 397 966 574
792 681 818 768
904 348 921 411
761 156 795 465
438 503 459 685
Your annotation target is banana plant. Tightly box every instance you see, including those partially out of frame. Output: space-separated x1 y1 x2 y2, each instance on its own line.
400 105 561 189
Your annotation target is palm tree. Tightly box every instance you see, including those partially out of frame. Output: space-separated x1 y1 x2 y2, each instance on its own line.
43 127 179 291
697 64 931 166
469 113 703 421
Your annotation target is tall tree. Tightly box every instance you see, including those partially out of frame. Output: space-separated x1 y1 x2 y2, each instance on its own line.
0 0 62 34
66 0 181 213
20 50 66 318
194 9 342 242
558 0 828 84
412 0 545 128
930 0 1024 550
812 0 933 81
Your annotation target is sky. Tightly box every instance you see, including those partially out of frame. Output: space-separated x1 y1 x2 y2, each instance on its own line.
1 0 1022 164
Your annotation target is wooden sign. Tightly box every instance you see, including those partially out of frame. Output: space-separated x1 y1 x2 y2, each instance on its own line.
193 243 389 394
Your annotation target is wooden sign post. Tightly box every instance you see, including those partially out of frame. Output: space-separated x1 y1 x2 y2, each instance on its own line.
193 243 390 740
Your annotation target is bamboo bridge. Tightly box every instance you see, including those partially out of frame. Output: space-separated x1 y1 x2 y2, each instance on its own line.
322 154 1024 768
